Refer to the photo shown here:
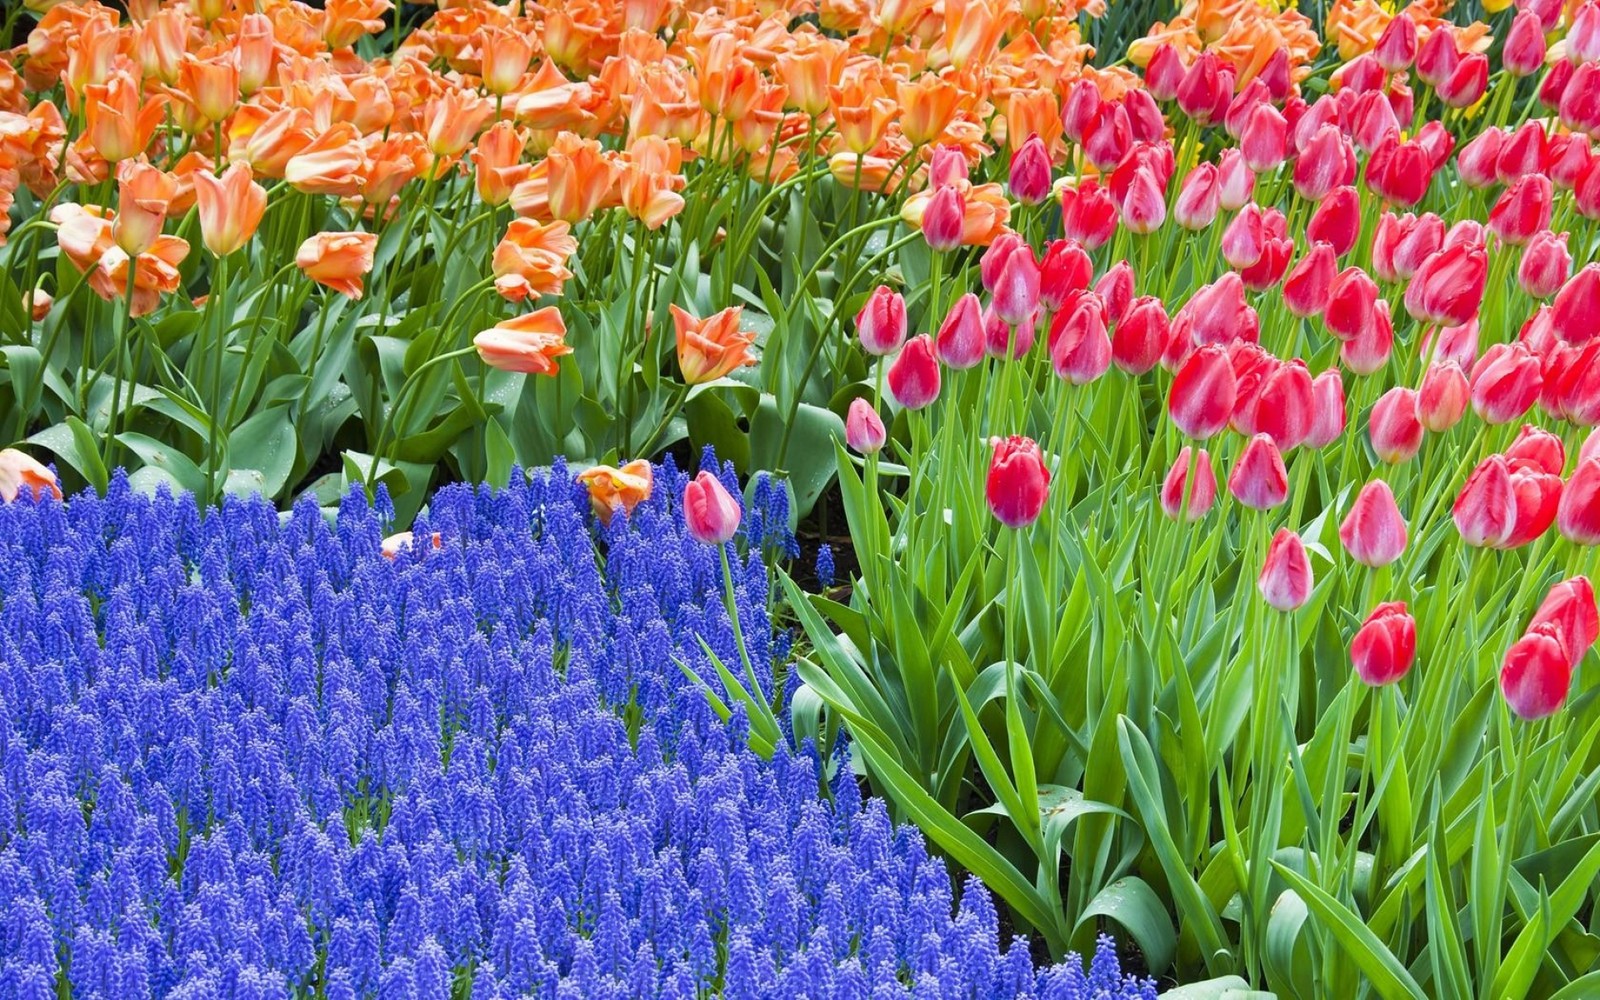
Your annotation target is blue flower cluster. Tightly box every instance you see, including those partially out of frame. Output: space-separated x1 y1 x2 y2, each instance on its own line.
0 457 1158 1000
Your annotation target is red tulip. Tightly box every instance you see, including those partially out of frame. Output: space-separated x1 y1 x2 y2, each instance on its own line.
1504 11 1547 76
845 398 886 454
1560 62 1600 138
1341 480 1408 567
1469 343 1542 424
1228 342 1277 433
1374 15 1418 71
1501 624 1574 720
1540 59 1575 113
1062 79 1102 143
1306 369 1346 448
1488 175 1553 247
1417 27 1461 87
1414 120 1455 169
1368 138 1432 206
1417 362 1470 431
1370 213 1404 282
1238 236 1294 291
1119 165 1167 234
1295 125 1348 201
1391 213 1446 281
1351 602 1417 686
1124 89 1165 143
1221 204 1267 269
1008 134 1052 206
1248 360 1316 450
1529 576 1599 667
1258 528 1314 611
1094 261 1136 326
990 247 1041 326
1335 54 1386 95
986 435 1050 528
1306 186 1360 256
1083 103 1133 170
1404 242 1487 327
1559 459 1600 544
1548 133 1591 189
1217 149 1255 211
1454 456 1518 546
1325 266 1379 341
928 146 968 188
1422 320 1479 368
1573 0 1600 61
683 470 742 544
1174 272 1259 348
1224 80 1269 137
1169 344 1237 439
1048 293 1112 384
887 334 942 410
1291 94 1339 152
1547 341 1600 424
981 233 1026 292
1369 386 1424 463
1061 179 1118 248
1552 264 1600 343
1456 127 1503 188
1507 424 1567 476
984 305 1036 360
1038 241 1091 310
921 185 965 251
935 292 985 370
1174 164 1221 230
1161 446 1218 521
1498 459 1563 549
1240 103 1288 171
1229 433 1289 511
1283 242 1337 318
1438 53 1488 108
1146 43 1185 101
1176 53 1226 125
1577 158 1600 218
1585 429 1600 465
856 285 907 356
1112 296 1168 375
1519 230 1571 298
1341 301 1395 376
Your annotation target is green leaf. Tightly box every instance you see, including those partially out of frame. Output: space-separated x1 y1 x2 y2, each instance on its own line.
28 417 108 494
1490 838 1600 1000
117 432 206 496
227 406 297 499
1271 864 1426 1000
1077 876 1177 974
1157 977 1274 999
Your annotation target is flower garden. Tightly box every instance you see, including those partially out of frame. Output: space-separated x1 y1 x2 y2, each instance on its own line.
1 0 1600 996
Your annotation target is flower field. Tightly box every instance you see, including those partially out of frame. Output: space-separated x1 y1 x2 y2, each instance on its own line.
3 0 1600 996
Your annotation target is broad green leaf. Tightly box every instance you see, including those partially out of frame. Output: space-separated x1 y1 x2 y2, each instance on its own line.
1271 865 1426 1000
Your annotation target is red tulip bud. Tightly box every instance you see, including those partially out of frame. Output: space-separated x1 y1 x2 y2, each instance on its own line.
1294 125 1348 201
1340 480 1408 567
1112 296 1168 375
1217 149 1255 211
1456 127 1504 188
1374 14 1418 71
1176 53 1225 125
1559 459 1600 545
1497 121 1546 184
887 334 942 410
1417 362 1470 431
1548 133 1591 189
1049 293 1112 384
1221 203 1267 269
1518 230 1571 298
1540 59 1575 114
1351 602 1417 685
990 248 1041 326
1119 165 1167 234
984 304 1036 359
1499 459 1562 549
1169 344 1237 439
1174 163 1221 230
1507 424 1567 476
1552 263 1600 344
845 398 886 454
1572 0 1600 62
1229 433 1289 510
1306 369 1346 447
1145 43 1185 101
1124 89 1166 143
1501 624 1574 719
683 470 741 544
1438 52 1488 108
1488 174 1553 247
921 186 965 251
1325 266 1379 341
1341 301 1395 377
1039 239 1094 310
1391 213 1446 281
1240 103 1288 171
1161 446 1218 521
1530 576 1599 668
1307 186 1361 257
1454 455 1518 547
1283 242 1337 318
1404 242 1487 327
935 292 986 370
1418 27 1462 87
1061 179 1118 248
1469 343 1542 424
1369 386 1424 463
1258 528 1314 611
856 285 907 356
986 435 1050 528
1062 80 1102 143
1094 261 1136 326
1008 134 1052 206
1504 11 1548 76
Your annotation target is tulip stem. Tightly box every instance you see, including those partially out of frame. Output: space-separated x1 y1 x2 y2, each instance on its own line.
365 345 480 491
204 254 230 503
719 543 767 712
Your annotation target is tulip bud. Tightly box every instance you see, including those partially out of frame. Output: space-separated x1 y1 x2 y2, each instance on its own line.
1438 53 1488 108
1246 360 1315 451
1061 179 1119 248
1561 460 1600 545
1294 125 1348 201
1352 94 1401 154
1374 15 1418 71
1305 186 1359 257
1111 296 1168 375
1325 266 1379 341
1221 204 1266 269
1062 80 1102 143
1417 362 1469 431
1469 343 1542 424
984 305 1036 360
1040 240 1094 310
1094 261 1136 326
845 398 887 454
1176 53 1225 125
1549 133 1592 190
1392 213 1447 281
1124 89 1166 143
1217 149 1255 210
1340 480 1408 567
1283 242 1337 318
1552 264 1600 344
1049 294 1112 385
1146 44 1185 101
1119 166 1167 234
986 435 1051 528
1365 387 1423 464
1573 0 1600 61
1168 344 1237 439
921 186 965 251
683 470 741 544
1497 122 1546 185
1228 434 1289 511
935 293 985 370
1454 455 1518 547
1306 369 1346 448
1178 271 1259 346
928 145 969 188
1519 230 1572 299
1498 460 1563 549
1507 424 1567 476
1489 175 1554 247
1529 577 1600 668
1008 134 1052 206
1455 127 1503 189
1501 624 1574 720
1341 301 1395 377
1404 242 1487 327
1258 529 1314 611
856 285 907 356
1083 104 1133 170
1350 602 1417 686
1161 447 1217 521
1240 103 1288 171
990 249 1041 326
1174 163 1221 230
887 334 942 410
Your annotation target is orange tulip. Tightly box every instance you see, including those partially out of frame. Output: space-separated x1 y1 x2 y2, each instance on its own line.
546 132 619 224
171 52 240 126
827 151 909 193
492 218 578 301
285 123 366 197
422 89 494 159
898 73 964 146
88 236 191 317
233 106 319 179
473 122 532 207
135 7 189 87
113 160 178 256
23 287 52 322
775 36 848 117
1004 88 1064 154
480 25 534 95
474 307 572 375
620 136 687 229
166 151 212 215
696 36 763 121
0 448 61 502
81 73 166 163
324 0 393 50
194 162 266 257
296 231 378 299
831 78 897 154
52 203 116 272
360 132 432 210
63 15 120 110
578 459 654 523
515 61 605 133
672 304 756 384
628 64 704 143
237 14 277 97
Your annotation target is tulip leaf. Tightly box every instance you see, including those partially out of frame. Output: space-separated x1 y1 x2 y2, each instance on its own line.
1271 864 1426 1000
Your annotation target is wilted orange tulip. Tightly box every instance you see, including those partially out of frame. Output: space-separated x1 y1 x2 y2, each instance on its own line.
492 218 578 301
546 132 619 224
0 448 60 502
828 151 909 192
81 73 166 164
474 307 572 375
113 161 178 256
578 459 655 523
480 25 534 95
296 231 378 299
194 162 266 257
89 236 191 317
285 123 365 197
22 287 52 322
473 122 532 206
672 304 757 384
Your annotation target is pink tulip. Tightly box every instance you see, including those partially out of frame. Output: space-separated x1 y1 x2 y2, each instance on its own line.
683 471 741 544
1258 529 1314 611
1340 480 1408 567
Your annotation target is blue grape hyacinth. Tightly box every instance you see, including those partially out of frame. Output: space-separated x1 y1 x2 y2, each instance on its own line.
0 461 1158 999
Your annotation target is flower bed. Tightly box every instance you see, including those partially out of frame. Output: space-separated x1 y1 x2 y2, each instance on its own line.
0 461 1154 998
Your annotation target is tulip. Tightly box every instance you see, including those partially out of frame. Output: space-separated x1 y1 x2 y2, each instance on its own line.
856 286 906 357
673 305 756 385
1529 577 1600 669
1391 214 1447 282
1125 90 1165 143
1341 302 1395 377
1061 180 1119 249
1437 53 1488 108
1112 297 1167 375
1238 236 1293 291
1040 240 1094 309
1469 343 1542 424
1174 164 1221 230
296 232 377 299
1146 44 1185 101
1166 344 1236 440
1228 343 1276 433
888 334 941 410
920 186 965 252
1562 63 1600 139
577 460 654 525
985 306 1037 360
1240 104 1288 171
986 435 1051 529
1176 53 1226 125
1217 149 1255 211
1049 294 1112 385
1544 341 1600 424
845 398 887 455
1062 80 1102 143
0 448 61 503
1325 267 1379 341
1306 187 1360 257
1552 264 1600 343
193 162 266 258
1119 166 1167 234
1247 361 1315 451
1558 460 1600 545
1454 456 1518 546
1177 272 1259 346
1340 480 1408 567
1224 81 1269 138
1367 386 1423 463
1305 370 1346 448
1083 104 1132 170
1161 447 1218 521
1336 54 1386 94
1488 175 1553 247
1294 125 1348 202
110 161 176 258
991 248 1041 326
1455 127 1503 189
1259 529 1314 611
474 307 572 375
935 293 985 370
1367 137 1432 206
1404 242 1487 327
1228 434 1289 511
1423 321 1480 369
1505 425 1566 477
1519 231 1572 299
1415 121 1455 169
1417 363 1470 431
1550 134 1592 190
1498 460 1563 549
1283 242 1337 318
1574 1 1600 61
1374 15 1418 71
683 471 742 545
1501 625 1574 720
1221 204 1266 269
1350 602 1417 686
1009 135 1052 206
